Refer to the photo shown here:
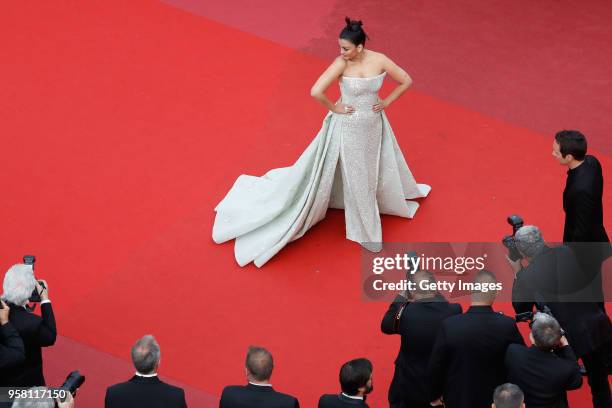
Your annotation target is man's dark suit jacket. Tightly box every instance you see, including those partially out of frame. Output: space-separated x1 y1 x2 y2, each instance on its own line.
220 383 299 408
563 155 609 244
505 344 582 408
0 302 56 386
427 305 525 408
318 394 368 408
0 322 25 369
512 245 612 357
105 375 187 408
381 294 462 405
563 155 611 302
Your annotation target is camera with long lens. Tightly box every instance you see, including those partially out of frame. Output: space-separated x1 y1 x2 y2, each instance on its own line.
502 215 524 261
55 371 86 405
23 255 46 303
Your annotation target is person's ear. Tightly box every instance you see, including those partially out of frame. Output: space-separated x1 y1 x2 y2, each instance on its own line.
529 332 535 345
357 44 364 52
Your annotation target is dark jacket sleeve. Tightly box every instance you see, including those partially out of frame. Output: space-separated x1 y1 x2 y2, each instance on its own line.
381 295 407 334
567 191 596 242
512 269 535 316
508 320 525 346
104 388 112 408
294 396 300 408
180 388 188 408
554 345 583 390
36 303 57 347
0 322 26 369
427 323 448 401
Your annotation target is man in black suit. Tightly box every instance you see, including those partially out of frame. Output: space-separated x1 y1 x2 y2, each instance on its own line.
105 335 187 408
427 270 525 408
553 130 610 303
510 225 612 408
492 383 525 408
318 358 372 408
220 346 299 408
0 300 25 370
0 265 56 387
381 271 462 408
505 313 582 408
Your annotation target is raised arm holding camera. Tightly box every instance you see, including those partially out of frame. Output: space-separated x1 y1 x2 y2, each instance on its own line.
505 313 582 408
0 263 57 387
381 270 461 408
508 225 612 408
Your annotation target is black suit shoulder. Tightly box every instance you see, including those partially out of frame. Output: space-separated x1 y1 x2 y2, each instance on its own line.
105 377 186 408
220 385 298 408
107 379 184 395
318 394 368 407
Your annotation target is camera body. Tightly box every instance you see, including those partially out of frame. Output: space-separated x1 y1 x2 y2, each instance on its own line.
23 255 46 303
515 305 566 338
59 370 85 399
502 215 524 261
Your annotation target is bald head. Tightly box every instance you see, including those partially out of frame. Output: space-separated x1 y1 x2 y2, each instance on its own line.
471 270 498 304
245 346 274 382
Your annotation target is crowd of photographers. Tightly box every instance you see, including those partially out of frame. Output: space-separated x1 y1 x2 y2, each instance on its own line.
381 229 611 408
0 235 608 408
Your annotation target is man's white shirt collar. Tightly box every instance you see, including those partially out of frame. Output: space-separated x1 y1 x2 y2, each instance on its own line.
249 382 272 387
135 372 158 378
342 393 363 400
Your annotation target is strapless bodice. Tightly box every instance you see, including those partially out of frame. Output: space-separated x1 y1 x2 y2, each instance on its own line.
339 72 386 111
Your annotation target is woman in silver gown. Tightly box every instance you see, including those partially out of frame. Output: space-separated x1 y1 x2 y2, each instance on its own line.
213 18 430 267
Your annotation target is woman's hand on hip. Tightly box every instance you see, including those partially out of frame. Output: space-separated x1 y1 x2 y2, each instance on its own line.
334 103 355 115
372 100 389 112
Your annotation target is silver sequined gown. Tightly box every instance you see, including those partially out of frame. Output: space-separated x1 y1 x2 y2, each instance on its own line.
213 72 431 267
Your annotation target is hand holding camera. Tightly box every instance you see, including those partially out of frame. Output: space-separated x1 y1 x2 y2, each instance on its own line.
0 300 9 325
502 215 524 262
57 391 75 408
36 279 49 302
23 255 50 303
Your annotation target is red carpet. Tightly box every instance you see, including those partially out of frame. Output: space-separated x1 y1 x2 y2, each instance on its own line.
1 1 610 406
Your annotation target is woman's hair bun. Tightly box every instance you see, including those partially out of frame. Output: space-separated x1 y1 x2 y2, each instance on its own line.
340 17 368 45
345 17 363 31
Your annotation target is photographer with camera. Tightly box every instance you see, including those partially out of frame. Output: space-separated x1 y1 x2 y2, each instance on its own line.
0 299 25 369
0 263 57 387
505 312 582 408
381 270 462 408
509 225 612 408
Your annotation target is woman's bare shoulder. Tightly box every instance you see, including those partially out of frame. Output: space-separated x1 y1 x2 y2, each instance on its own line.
332 55 348 67
367 49 388 60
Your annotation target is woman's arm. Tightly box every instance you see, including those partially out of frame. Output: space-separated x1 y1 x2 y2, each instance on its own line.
373 54 413 112
310 57 354 114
